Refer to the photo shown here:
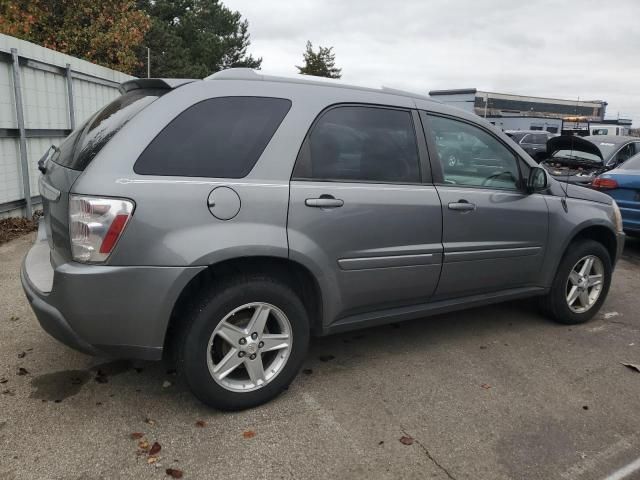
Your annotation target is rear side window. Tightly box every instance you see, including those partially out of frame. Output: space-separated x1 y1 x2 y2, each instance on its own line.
134 97 291 178
293 106 420 183
53 89 165 171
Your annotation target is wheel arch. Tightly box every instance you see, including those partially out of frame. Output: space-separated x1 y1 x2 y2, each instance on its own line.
565 223 618 264
163 256 324 358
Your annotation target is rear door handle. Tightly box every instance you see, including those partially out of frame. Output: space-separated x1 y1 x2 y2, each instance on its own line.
448 200 476 211
305 197 344 208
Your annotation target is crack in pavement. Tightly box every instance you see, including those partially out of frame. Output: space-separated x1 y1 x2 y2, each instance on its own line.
400 426 457 480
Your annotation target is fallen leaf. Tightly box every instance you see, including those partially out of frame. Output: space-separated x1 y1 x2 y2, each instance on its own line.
138 440 150 451
147 456 159 464
243 430 256 439
318 355 335 362
399 435 414 446
149 442 161 456
9 316 19 321
195 420 207 428
166 468 183 478
621 362 640 373
162 380 172 388
16 367 28 376
481 383 491 389
144 417 155 425
130 432 144 440
17 352 26 359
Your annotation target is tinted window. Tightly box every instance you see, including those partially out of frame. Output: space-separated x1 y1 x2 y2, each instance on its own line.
135 97 291 178
53 89 165 171
428 115 520 190
531 133 548 144
293 106 420 183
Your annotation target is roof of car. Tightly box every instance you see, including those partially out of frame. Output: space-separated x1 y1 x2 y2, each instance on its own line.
505 130 552 134
205 68 438 104
583 135 638 145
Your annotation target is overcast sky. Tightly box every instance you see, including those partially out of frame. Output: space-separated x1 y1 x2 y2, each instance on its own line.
224 0 640 126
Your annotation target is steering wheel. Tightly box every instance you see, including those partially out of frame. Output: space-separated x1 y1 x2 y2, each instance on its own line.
482 171 516 187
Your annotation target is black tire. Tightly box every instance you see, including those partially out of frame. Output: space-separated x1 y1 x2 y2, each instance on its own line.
178 275 310 410
540 239 612 325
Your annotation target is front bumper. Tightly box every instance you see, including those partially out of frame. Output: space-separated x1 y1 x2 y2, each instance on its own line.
21 235 204 360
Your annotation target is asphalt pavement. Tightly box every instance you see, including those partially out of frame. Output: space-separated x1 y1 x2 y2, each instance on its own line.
1 233 639 480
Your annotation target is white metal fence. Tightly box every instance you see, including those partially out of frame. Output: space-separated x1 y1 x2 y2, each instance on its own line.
0 33 134 218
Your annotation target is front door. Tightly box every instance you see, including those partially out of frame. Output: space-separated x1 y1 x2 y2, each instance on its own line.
287 105 443 323
422 112 549 299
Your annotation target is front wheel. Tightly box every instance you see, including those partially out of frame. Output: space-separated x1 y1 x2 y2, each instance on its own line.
179 276 310 410
540 240 612 324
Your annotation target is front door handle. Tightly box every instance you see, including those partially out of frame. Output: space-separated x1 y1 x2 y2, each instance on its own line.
305 196 344 208
448 200 476 211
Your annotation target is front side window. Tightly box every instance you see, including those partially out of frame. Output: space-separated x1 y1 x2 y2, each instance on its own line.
134 97 291 178
427 115 521 190
293 106 420 183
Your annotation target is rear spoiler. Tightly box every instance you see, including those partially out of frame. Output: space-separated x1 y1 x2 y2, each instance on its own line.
119 78 198 94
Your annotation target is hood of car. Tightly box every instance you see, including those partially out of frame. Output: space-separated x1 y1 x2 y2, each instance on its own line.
546 136 603 161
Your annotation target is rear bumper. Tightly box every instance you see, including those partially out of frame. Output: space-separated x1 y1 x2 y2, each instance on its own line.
21 237 204 360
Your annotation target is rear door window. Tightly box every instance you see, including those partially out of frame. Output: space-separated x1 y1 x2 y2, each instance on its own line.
292 106 420 183
134 97 291 178
53 89 166 171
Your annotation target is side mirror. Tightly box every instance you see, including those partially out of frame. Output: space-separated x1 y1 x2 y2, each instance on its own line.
527 166 548 193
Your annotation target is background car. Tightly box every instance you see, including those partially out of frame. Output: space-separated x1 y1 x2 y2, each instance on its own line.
541 135 640 186
592 152 640 236
505 130 556 159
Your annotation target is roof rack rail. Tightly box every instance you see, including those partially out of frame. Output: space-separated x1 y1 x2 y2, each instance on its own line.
205 68 436 102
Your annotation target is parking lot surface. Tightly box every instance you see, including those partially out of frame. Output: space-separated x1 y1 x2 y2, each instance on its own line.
1 234 639 480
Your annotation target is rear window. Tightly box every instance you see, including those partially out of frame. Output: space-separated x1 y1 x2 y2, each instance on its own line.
53 89 165 171
134 97 292 178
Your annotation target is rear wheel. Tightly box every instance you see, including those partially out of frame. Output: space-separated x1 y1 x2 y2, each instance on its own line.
540 240 612 324
179 276 310 410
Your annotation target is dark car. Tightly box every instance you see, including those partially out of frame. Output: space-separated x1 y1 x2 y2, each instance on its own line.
541 135 640 186
505 130 556 159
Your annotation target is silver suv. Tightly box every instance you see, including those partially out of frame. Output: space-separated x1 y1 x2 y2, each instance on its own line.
22 69 625 410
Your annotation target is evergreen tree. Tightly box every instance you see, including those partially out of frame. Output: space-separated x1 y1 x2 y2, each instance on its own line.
134 0 261 78
296 41 341 79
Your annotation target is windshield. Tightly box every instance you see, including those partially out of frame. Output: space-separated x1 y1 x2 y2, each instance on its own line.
52 88 166 171
551 149 602 163
618 153 640 170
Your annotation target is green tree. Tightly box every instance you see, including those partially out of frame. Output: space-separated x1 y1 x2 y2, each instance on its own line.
135 0 261 79
0 0 149 74
296 41 341 79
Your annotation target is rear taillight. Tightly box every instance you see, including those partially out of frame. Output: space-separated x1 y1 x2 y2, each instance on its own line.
592 177 619 190
69 195 134 263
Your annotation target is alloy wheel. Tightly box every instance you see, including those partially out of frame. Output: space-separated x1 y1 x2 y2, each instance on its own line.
206 302 292 392
565 255 605 313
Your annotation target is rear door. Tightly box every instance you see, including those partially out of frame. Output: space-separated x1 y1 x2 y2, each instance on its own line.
287 105 443 322
422 112 549 299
